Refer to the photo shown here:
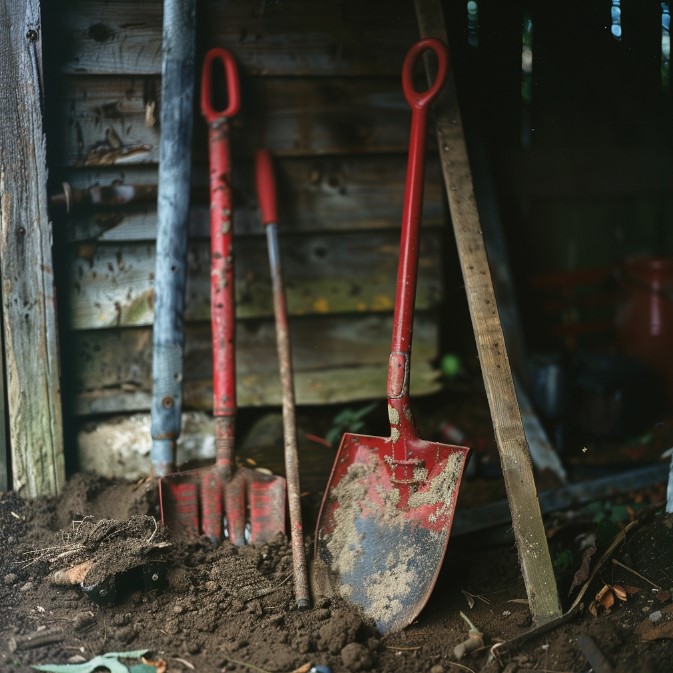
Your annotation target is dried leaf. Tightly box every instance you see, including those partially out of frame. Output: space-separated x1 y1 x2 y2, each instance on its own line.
461 590 475 609
598 588 615 611
589 601 599 618
568 545 596 596
612 585 628 601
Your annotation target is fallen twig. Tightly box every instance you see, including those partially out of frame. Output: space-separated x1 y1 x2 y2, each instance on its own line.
8 628 65 652
445 662 477 673
220 654 272 673
612 558 662 590
490 520 639 657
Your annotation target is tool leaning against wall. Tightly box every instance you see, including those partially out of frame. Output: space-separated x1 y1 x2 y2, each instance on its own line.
314 38 470 635
157 48 287 545
150 0 197 479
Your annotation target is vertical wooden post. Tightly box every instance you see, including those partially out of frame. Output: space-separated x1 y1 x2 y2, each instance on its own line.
0 0 65 496
415 0 562 624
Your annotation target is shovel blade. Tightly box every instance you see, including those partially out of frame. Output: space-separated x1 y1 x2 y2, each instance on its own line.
315 432 469 634
159 466 286 545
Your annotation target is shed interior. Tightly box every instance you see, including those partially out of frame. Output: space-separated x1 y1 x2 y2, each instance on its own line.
1 0 672 505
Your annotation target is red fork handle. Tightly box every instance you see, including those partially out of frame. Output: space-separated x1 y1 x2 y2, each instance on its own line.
200 47 240 123
201 49 239 471
255 149 278 226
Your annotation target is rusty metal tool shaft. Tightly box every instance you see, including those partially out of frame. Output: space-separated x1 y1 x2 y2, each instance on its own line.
256 149 310 609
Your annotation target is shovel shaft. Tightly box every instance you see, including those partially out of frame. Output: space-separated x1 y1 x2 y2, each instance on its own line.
201 48 240 469
389 38 449 375
388 39 448 468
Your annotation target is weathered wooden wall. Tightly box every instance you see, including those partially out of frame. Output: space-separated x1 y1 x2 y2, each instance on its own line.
0 0 64 496
47 0 449 427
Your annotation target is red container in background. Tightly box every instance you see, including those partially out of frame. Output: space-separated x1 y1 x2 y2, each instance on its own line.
615 256 673 407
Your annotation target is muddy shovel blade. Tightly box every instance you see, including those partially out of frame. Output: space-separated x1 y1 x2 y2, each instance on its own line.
315 432 469 634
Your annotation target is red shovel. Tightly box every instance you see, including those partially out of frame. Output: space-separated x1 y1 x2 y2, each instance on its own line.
314 39 470 634
159 48 286 545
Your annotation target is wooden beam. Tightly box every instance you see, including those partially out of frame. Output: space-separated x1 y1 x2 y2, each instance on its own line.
0 0 65 496
60 0 418 76
415 0 562 624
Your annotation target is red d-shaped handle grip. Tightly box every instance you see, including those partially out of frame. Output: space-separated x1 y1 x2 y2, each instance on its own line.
200 47 240 123
401 38 449 110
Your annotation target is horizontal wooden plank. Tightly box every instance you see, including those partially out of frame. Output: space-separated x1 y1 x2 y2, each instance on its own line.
60 156 445 240
61 0 417 76
61 75 419 166
71 313 440 413
69 229 443 328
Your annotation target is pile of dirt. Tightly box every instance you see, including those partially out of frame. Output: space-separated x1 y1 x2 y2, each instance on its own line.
0 472 672 673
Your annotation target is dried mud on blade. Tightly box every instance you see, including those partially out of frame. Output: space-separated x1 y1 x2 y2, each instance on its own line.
315 38 470 634
315 433 468 633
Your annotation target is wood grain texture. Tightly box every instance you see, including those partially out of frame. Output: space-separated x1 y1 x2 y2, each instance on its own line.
61 0 417 76
68 230 442 329
0 0 65 496
416 0 562 624
71 313 440 412
61 156 445 241
60 75 421 166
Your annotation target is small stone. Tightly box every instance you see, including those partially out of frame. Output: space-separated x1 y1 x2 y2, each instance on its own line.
649 610 663 623
19 581 34 592
340 642 374 671
173 604 185 615
430 666 445 673
67 655 87 664
4 573 17 585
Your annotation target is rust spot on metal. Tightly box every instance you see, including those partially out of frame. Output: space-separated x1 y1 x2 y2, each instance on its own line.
161 396 174 409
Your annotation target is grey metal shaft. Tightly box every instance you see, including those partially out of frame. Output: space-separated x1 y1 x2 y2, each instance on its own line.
150 0 196 476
